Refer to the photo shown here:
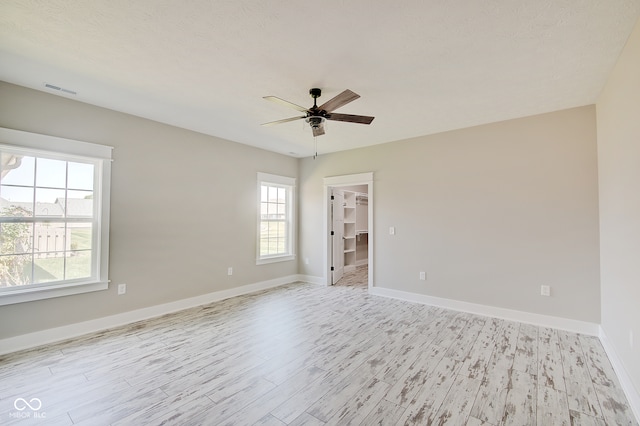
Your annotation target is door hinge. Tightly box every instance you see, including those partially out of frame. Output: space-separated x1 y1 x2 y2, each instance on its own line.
331 195 335 200
330 231 335 236
331 267 335 271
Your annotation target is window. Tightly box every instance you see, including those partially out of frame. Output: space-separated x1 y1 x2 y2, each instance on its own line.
0 127 112 305
257 172 295 264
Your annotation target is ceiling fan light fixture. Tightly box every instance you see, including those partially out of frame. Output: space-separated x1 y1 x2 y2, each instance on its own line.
306 116 325 128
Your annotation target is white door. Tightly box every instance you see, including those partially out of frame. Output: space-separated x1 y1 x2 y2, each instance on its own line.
331 189 344 284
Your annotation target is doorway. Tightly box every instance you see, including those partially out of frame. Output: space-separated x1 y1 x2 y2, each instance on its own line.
323 173 373 289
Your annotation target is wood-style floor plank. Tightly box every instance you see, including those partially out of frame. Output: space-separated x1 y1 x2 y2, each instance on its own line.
538 327 566 392
501 369 537 426
537 385 570 426
396 356 462 425
469 352 514 424
0 269 636 425
513 323 538 375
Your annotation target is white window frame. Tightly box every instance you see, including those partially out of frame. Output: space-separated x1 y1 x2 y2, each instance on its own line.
257 172 296 265
0 127 112 306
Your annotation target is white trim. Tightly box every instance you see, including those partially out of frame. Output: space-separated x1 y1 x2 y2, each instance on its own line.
323 172 373 187
0 127 113 159
256 254 296 265
0 281 108 306
369 286 599 335
257 172 296 186
599 328 640 422
0 275 303 355
298 275 325 285
323 172 374 290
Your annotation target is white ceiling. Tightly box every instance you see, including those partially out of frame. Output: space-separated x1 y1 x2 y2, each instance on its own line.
1 1 639 157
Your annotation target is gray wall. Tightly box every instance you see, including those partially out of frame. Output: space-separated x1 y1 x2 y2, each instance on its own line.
0 82 298 338
0 82 603 336
597 16 640 397
299 106 601 323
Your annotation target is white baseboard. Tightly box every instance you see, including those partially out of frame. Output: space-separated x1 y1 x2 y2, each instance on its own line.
369 286 600 336
599 328 640 423
297 274 325 285
0 275 303 355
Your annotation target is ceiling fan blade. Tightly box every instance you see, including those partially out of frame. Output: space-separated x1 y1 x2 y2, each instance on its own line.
312 126 325 137
263 96 309 112
318 89 360 112
261 116 306 126
326 113 375 125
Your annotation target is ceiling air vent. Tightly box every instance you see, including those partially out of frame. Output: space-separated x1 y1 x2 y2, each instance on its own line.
44 83 77 95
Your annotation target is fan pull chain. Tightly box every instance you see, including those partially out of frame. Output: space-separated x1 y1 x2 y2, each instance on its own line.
313 136 318 159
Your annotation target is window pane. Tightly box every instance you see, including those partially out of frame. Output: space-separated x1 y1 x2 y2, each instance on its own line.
269 241 278 253
0 254 32 287
268 186 277 202
261 185 268 201
268 201 276 216
35 188 65 216
67 162 94 190
66 250 91 280
1 154 35 186
34 222 66 257
66 192 93 218
36 158 66 188
70 226 92 251
34 256 64 283
260 239 269 256
0 186 34 216
0 222 33 255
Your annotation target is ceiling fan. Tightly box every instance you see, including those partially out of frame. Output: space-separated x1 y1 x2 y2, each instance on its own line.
262 88 374 137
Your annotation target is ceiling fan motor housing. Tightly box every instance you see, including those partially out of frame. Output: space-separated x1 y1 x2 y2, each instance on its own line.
306 116 325 128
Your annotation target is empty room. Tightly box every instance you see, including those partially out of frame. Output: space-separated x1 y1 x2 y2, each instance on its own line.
1 1 639 425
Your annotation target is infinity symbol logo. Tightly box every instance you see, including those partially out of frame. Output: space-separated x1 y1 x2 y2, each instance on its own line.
14 398 42 411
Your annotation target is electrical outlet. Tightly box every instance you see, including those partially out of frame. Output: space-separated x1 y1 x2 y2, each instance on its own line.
540 285 550 296
419 272 426 280
227 267 233 276
305 258 309 265
389 226 395 235
630 330 634 348
117 284 126 295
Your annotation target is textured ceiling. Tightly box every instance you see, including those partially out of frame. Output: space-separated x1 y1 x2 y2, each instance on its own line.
1 1 639 157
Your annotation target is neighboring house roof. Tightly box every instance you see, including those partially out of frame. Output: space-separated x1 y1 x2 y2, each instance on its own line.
59 198 93 218
0 197 92 217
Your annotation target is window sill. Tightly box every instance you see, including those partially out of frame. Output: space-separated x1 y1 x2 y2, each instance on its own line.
256 254 296 265
0 280 109 306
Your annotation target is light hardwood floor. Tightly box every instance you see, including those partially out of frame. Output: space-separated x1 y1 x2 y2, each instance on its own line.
334 265 368 288
0 279 636 425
